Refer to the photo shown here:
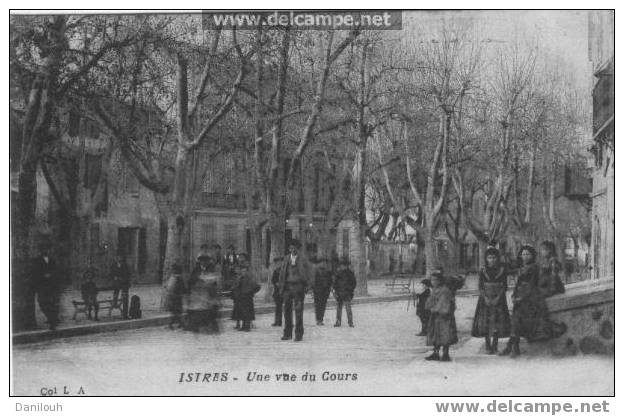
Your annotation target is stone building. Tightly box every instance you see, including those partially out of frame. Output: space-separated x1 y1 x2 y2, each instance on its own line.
588 10 614 280
12 112 164 287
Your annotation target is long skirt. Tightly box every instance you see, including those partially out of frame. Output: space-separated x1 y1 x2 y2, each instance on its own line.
427 313 458 346
186 306 220 333
511 298 566 342
237 295 256 322
471 296 511 337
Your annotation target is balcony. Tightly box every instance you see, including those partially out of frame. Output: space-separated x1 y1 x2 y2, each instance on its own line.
199 192 246 210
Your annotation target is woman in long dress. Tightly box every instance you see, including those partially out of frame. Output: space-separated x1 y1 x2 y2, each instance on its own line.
186 255 221 333
500 245 565 357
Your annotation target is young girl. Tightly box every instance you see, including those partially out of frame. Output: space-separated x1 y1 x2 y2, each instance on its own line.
471 247 511 354
424 269 458 362
538 241 565 298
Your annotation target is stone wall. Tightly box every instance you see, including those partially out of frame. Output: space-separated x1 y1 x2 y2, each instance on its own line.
524 277 614 356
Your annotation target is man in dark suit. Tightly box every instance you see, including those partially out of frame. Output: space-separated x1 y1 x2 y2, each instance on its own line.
271 257 284 327
312 258 333 325
31 241 61 330
278 240 311 341
110 254 131 319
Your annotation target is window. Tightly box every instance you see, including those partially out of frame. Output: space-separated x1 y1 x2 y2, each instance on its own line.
201 222 216 246
342 229 350 260
223 224 238 251
124 165 139 196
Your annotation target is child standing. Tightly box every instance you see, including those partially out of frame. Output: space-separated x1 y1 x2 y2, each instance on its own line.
81 269 99 321
424 269 458 362
471 247 511 354
415 278 432 336
165 263 186 330
333 258 357 327
234 256 261 331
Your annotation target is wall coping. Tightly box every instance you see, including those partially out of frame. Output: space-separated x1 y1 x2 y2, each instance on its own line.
547 276 614 313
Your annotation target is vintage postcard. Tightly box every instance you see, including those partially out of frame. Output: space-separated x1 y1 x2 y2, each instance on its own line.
9 9 614 399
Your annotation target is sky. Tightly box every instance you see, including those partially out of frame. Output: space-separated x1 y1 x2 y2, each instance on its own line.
403 10 591 88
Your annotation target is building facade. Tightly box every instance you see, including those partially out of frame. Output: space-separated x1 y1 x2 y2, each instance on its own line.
588 10 615 280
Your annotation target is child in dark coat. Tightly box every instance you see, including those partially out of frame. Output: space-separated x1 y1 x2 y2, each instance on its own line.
424 269 458 362
81 269 99 321
415 279 432 336
234 257 261 331
165 263 186 329
333 258 357 327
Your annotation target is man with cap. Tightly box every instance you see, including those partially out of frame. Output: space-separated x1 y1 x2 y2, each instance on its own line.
278 239 311 341
31 240 61 330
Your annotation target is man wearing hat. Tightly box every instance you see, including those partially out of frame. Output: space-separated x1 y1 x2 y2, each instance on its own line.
31 240 61 330
278 239 311 341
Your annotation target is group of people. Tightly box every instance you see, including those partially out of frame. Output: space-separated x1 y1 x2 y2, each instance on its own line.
164 239 358 342
29 239 134 330
415 241 566 362
164 243 261 333
270 240 357 342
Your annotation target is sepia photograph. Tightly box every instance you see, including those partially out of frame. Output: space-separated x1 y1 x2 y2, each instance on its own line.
9 8 614 398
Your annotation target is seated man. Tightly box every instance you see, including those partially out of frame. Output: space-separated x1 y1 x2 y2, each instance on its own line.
81 269 99 321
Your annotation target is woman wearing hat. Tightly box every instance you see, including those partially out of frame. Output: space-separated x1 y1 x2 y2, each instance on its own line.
187 255 221 333
471 247 511 354
501 245 564 357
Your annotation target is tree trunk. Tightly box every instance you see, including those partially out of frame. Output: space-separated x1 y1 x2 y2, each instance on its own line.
163 212 187 275
424 225 437 277
352 221 368 296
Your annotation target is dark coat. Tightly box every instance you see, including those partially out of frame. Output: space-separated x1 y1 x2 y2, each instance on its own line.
271 266 282 300
511 263 564 341
471 266 511 337
81 281 98 304
110 261 131 290
333 268 356 301
234 271 261 321
538 257 565 298
313 265 334 293
278 254 312 292
416 287 431 320
425 285 458 346
31 256 61 295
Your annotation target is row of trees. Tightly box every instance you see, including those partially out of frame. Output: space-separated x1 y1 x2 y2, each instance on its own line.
11 15 590 328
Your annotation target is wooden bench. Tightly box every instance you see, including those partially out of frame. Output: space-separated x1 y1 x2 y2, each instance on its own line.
72 287 124 321
385 274 414 294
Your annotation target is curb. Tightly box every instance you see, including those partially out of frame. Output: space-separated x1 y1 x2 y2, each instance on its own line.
13 293 412 345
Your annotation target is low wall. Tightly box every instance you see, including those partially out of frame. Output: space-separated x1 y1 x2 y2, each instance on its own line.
525 277 614 356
